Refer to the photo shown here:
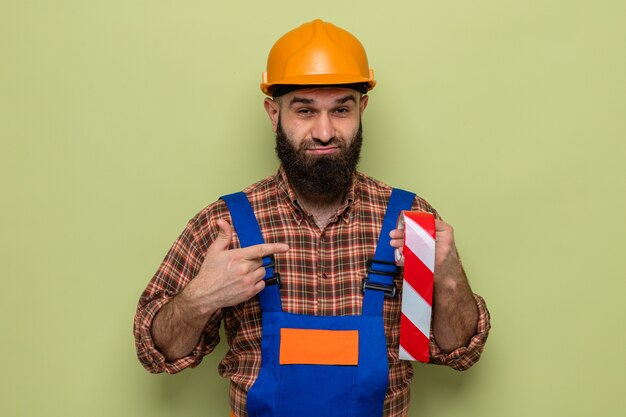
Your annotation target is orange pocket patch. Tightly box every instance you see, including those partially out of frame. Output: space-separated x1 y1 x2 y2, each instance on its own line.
279 328 359 365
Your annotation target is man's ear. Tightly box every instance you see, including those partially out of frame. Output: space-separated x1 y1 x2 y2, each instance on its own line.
359 94 369 115
264 98 280 133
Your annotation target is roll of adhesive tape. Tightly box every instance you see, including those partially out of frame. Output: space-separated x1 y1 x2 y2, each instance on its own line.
397 211 435 362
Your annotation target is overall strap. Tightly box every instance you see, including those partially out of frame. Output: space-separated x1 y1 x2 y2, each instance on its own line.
362 188 416 316
221 192 282 313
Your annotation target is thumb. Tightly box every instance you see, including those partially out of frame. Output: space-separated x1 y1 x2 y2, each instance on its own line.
211 219 233 252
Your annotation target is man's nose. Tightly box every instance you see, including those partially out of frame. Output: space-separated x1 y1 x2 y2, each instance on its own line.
311 113 335 143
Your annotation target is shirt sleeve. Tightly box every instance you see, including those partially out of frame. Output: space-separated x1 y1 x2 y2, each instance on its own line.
133 217 222 374
428 293 491 371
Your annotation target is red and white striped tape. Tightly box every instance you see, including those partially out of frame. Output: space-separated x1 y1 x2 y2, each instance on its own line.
395 211 435 362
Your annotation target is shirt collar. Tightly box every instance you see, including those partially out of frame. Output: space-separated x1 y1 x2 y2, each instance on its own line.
275 165 358 225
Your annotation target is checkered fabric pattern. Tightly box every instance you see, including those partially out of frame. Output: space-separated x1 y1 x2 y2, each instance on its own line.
134 167 491 417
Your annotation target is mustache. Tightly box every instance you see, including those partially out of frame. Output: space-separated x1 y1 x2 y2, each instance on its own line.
301 138 343 150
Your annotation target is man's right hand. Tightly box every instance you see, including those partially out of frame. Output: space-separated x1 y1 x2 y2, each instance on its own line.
182 219 290 317
151 219 289 361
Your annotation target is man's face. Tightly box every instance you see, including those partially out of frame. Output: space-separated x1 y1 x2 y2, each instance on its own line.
264 88 369 195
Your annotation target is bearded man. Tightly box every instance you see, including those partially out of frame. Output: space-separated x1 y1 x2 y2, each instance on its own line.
134 19 490 417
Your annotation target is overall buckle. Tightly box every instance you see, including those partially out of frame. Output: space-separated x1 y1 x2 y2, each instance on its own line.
265 272 282 288
263 256 282 288
361 258 399 298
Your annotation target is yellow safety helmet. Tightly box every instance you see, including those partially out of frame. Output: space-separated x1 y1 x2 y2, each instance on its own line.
261 19 376 96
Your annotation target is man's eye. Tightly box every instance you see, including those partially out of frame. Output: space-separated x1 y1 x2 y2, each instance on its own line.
335 107 349 113
298 108 312 114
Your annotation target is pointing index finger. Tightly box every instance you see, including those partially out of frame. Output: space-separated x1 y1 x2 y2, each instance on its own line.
241 243 290 260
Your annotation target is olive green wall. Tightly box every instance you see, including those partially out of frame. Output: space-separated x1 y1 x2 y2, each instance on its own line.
1 1 624 416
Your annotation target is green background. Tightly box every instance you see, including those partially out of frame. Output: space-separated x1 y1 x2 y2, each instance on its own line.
2 1 624 416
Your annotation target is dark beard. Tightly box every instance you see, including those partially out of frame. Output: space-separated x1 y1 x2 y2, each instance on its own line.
275 119 363 196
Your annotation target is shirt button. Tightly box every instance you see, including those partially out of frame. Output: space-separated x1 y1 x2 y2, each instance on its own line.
322 272 328 279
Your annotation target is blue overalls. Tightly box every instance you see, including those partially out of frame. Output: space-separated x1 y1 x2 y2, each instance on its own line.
221 188 415 417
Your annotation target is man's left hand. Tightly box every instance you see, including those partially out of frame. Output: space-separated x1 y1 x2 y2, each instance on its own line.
390 219 462 285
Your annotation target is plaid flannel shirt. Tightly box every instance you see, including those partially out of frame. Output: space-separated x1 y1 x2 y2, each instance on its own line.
134 167 491 417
